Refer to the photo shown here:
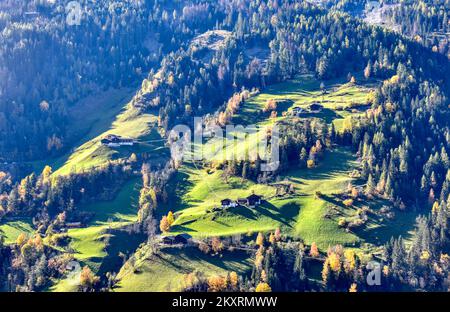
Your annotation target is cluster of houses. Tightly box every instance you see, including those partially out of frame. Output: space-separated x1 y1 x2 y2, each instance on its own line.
158 195 263 246
100 134 137 147
220 194 262 209
291 103 323 117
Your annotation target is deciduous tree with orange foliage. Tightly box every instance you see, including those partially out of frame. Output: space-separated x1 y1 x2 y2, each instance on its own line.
211 237 223 253
159 216 170 233
208 275 227 292
309 242 319 257
80 266 99 291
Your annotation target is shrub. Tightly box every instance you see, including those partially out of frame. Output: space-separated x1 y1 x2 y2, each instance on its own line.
343 199 354 207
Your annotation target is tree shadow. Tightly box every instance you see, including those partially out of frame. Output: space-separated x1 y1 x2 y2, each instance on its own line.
227 206 258 220
170 224 199 233
97 229 147 276
300 108 341 124
253 202 296 227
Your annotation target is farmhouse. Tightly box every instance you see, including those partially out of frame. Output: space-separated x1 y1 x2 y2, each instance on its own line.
221 199 237 208
101 134 136 147
247 194 262 207
66 222 82 229
162 234 192 245
309 103 323 113
291 107 304 117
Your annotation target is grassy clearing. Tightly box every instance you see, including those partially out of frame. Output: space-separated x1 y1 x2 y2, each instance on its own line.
0 218 34 245
67 88 136 144
115 246 252 292
162 74 374 245
49 178 143 292
200 74 375 164
234 74 375 131
40 82 169 290
162 161 290 237
66 178 140 267
167 145 413 252
285 148 360 250
108 74 419 292
30 88 135 172
45 74 414 292
161 147 357 246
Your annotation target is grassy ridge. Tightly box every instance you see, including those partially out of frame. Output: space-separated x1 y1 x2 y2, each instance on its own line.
30 88 136 173
42 83 170 290
162 75 416 249
54 107 167 175
29 87 168 176
162 75 373 246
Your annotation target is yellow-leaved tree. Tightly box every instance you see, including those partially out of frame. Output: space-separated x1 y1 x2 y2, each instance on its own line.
167 211 175 226
256 232 264 247
255 282 272 292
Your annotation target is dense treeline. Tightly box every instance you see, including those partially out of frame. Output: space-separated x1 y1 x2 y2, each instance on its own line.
350 62 449 206
218 118 332 183
0 157 139 230
199 212 450 292
382 0 450 56
0 233 70 291
134 0 449 124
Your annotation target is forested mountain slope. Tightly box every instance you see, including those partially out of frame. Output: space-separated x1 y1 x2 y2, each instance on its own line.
0 0 220 161
0 0 449 293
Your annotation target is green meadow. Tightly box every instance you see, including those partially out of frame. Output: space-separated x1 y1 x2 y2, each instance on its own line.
162 74 415 250
53 106 167 176
29 87 169 290
49 178 144 292
234 74 375 131
201 74 374 164
0 218 34 245
115 246 253 292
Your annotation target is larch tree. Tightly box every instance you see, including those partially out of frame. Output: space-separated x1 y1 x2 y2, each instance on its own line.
159 216 170 233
